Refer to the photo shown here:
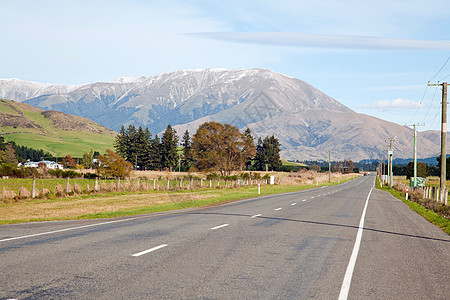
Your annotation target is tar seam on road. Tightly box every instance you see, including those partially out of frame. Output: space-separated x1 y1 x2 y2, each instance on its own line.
338 180 375 300
210 224 229 230
132 244 168 257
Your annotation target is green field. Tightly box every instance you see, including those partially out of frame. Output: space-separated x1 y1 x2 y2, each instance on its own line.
0 99 116 157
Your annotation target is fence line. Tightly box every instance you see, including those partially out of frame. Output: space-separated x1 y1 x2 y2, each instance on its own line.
1 177 269 201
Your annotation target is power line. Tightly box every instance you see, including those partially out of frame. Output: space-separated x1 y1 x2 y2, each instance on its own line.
421 84 439 124
439 73 450 81
429 55 450 82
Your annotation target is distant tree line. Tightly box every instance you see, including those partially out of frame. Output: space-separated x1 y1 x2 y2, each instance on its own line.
113 122 283 174
0 137 54 165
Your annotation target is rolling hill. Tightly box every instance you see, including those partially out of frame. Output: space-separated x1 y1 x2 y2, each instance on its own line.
0 99 116 157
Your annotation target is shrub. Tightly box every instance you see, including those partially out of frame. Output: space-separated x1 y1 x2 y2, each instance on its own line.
2 188 17 201
19 187 31 198
0 163 16 177
42 188 51 197
240 173 250 180
73 184 82 194
206 173 219 180
54 185 64 196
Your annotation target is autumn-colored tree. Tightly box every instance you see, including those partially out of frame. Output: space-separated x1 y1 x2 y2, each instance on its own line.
62 155 76 169
97 149 132 178
192 122 256 175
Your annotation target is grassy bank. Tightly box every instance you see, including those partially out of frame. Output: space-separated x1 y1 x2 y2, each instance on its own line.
0 179 352 225
377 178 450 235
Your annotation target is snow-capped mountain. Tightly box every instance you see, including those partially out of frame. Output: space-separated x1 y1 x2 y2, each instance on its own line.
0 78 80 102
1 68 351 133
0 69 441 160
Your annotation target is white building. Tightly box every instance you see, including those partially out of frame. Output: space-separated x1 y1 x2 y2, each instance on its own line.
20 160 63 169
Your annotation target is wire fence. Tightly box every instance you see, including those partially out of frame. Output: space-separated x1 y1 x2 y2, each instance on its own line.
1 177 269 201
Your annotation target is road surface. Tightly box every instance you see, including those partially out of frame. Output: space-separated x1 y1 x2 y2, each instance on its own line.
1 175 449 299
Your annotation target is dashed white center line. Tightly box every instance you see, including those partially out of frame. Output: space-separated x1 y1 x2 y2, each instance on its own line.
275 207 282 211
302 199 307 202
132 244 168 257
311 196 315 199
291 203 297 206
211 224 229 230
251 214 262 218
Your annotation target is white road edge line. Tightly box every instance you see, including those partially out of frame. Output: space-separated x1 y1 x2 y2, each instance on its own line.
251 214 262 218
0 216 148 243
338 183 374 300
290 203 297 206
211 224 229 230
275 208 282 211
132 244 168 257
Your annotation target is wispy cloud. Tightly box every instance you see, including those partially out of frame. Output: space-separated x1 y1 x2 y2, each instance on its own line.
357 98 421 111
192 32 450 51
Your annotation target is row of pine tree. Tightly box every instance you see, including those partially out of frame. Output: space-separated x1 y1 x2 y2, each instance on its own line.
114 123 282 172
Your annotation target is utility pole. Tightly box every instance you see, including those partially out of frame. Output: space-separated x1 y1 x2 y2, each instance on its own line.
385 138 396 187
328 151 331 183
406 123 425 187
428 82 447 190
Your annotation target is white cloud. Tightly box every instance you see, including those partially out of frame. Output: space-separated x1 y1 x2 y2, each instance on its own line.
192 32 450 51
357 98 421 111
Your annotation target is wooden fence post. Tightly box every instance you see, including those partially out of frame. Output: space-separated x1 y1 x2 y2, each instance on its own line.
32 177 36 199
65 177 70 193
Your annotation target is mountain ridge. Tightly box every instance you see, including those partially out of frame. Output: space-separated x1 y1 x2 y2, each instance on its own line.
0 68 444 161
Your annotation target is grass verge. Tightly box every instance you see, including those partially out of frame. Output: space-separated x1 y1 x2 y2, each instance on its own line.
377 178 450 235
0 179 352 225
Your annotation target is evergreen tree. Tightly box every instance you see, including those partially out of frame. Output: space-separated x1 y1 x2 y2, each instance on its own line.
243 128 255 170
114 125 127 158
254 135 282 171
161 125 179 171
125 125 137 164
182 130 193 170
140 127 153 170
151 135 162 170
135 126 152 170
254 137 267 171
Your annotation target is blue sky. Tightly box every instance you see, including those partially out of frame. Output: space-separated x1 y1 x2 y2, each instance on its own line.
2 0 450 132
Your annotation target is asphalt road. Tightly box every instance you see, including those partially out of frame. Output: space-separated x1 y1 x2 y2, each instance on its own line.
1 175 449 299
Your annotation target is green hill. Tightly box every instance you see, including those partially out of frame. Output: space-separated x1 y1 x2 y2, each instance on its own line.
0 99 116 157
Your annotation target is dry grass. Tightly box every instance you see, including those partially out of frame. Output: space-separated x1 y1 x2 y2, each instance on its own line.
279 170 356 185
0 171 360 223
0 192 215 221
